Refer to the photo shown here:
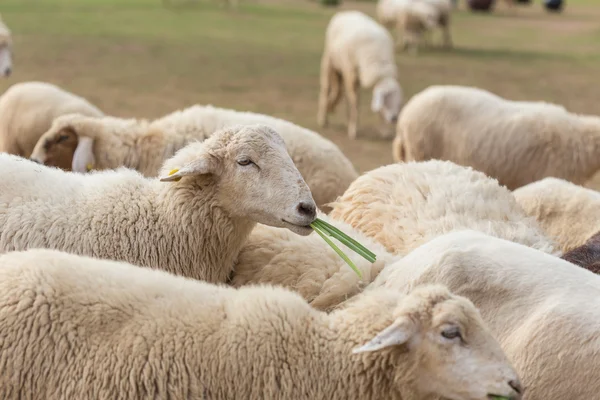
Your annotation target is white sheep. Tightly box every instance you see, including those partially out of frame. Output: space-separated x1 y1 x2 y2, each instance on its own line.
0 248 523 400
370 230 600 400
0 124 317 283
393 85 600 190
29 104 358 212
376 0 452 52
0 14 11 77
231 210 399 311
0 81 104 158
513 177 600 252
329 160 557 257
317 11 404 140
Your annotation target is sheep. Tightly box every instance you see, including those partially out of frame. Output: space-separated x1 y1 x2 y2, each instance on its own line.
0 81 104 158
561 230 600 274
0 124 317 284
0 14 11 77
231 210 399 311
0 248 523 400
512 177 600 253
317 11 404 140
329 160 558 257
376 0 452 52
369 230 600 400
29 104 358 213
393 85 600 190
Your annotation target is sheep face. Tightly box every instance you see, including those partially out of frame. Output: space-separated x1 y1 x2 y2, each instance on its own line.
30 125 79 171
160 124 317 236
372 78 403 125
355 285 522 400
0 38 11 78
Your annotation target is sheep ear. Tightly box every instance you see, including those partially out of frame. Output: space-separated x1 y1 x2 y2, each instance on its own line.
371 88 384 113
159 155 217 182
72 136 95 173
352 317 415 354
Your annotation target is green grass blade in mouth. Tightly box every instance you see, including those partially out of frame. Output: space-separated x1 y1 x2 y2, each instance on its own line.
312 219 377 263
310 222 363 278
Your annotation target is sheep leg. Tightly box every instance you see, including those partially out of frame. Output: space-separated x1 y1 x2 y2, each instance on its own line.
440 17 452 48
342 72 360 139
317 53 333 128
327 72 343 113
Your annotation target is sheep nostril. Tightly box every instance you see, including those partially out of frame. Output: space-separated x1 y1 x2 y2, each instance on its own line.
296 202 316 220
509 379 523 394
30 158 41 164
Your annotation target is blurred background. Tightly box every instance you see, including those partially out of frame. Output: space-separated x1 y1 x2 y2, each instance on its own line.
1 0 598 173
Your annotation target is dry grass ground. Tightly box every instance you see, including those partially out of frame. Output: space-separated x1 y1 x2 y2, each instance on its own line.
1 0 599 173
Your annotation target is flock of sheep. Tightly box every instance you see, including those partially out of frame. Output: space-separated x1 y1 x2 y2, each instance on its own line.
1 3 600 400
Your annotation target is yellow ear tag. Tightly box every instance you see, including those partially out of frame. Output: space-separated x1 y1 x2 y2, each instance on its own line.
86 164 93 172
168 168 181 182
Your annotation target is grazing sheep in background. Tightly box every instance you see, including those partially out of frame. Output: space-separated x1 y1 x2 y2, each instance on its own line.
329 160 557 257
0 124 317 283
376 0 452 52
0 81 104 158
513 177 600 252
0 14 11 78
561 230 600 274
393 85 600 190
0 248 523 400
29 104 357 213
370 230 600 400
317 11 404 140
231 210 398 311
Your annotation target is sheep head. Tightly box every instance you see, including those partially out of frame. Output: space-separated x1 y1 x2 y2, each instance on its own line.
30 113 99 172
0 15 12 78
372 77 403 125
354 285 523 400
160 124 317 236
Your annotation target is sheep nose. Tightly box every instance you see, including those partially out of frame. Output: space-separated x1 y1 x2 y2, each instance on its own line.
509 379 524 398
391 115 398 123
296 201 316 220
30 158 41 164
4 67 11 77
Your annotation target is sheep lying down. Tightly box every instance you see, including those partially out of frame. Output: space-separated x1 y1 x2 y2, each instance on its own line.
371 230 600 400
0 248 522 400
0 124 317 284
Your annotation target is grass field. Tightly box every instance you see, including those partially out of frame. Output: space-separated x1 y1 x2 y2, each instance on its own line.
1 0 600 172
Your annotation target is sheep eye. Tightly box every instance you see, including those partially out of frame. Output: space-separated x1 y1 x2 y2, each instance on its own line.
56 135 70 144
237 158 253 166
441 327 462 340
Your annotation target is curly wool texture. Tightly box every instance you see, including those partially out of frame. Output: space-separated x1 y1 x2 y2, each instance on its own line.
513 177 600 252
393 85 600 189
0 125 314 284
329 160 558 257
232 211 399 311
0 81 103 157
0 248 518 400
32 105 358 212
370 230 600 400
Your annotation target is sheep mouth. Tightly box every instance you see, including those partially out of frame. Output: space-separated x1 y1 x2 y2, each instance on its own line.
281 220 313 236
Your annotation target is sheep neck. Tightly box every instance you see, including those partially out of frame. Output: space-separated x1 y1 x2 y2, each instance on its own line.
152 177 256 283
311 293 421 399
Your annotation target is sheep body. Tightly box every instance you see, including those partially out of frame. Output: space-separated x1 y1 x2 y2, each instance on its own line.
370 230 600 400
0 82 104 157
31 105 357 212
232 210 399 311
317 11 403 139
393 85 600 189
513 177 600 252
329 160 557 257
0 248 521 400
0 125 316 283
